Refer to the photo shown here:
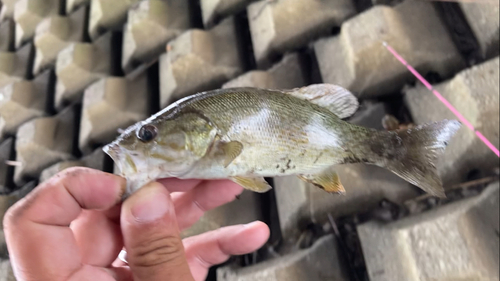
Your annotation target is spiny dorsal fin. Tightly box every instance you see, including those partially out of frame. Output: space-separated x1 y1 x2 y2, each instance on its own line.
284 84 359 119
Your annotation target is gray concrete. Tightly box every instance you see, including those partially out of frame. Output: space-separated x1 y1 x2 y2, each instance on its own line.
55 32 113 110
79 75 148 154
88 0 141 40
0 19 14 51
159 17 244 107
460 2 499 60
13 0 61 48
39 148 106 183
314 0 464 98
33 6 86 75
358 181 499 281
0 0 16 20
0 139 14 194
0 70 51 138
201 0 256 27
14 106 76 185
181 190 262 238
0 259 15 281
405 57 499 186
0 43 32 89
66 0 89 14
122 0 190 73
223 52 305 89
248 0 355 67
217 234 350 281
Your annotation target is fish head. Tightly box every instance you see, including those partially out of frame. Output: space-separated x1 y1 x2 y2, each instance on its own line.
103 113 218 195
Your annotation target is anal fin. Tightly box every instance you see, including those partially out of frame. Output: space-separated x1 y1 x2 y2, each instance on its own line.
231 176 272 193
298 167 346 194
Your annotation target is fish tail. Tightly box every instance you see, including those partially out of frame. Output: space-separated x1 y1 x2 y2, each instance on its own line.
366 120 461 198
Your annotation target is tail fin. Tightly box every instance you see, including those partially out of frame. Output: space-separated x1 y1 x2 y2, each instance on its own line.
380 120 461 198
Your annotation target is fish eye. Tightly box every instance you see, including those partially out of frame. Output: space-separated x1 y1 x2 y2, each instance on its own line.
137 124 157 142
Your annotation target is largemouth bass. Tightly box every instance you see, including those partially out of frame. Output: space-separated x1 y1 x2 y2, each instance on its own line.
103 84 461 198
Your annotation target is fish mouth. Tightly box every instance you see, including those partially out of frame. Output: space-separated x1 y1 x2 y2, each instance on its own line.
103 142 124 174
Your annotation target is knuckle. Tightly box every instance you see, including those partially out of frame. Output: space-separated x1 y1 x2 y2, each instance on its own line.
130 233 185 268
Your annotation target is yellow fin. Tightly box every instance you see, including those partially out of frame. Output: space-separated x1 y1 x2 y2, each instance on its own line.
220 141 243 167
231 176 272 193
298 168 346 194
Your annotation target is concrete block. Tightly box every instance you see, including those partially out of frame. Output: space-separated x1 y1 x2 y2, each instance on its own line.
223 52 305 89
0 19 14 51
248 0 356 67
54 32 113 109
180 190 263 239
33 6 86 75
0 0 16 20
347 101 388 131
358 181 499 281
88 0 141 40
66 0 89 14
201 0 256 27
0 181 35 229
0 70 51 138
0 139 14 194
14 106 76 185
39 148 106 182
0 259 15 281
0 43 32 89
122 0 190 73
159 17 244 107
405 57 499 186
79 75 148 153
314 0 465 98
217 234 350 281
460 2 499 60
13 0 60 48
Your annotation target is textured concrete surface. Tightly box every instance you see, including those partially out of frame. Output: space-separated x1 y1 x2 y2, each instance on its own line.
55 32 113 109
201 0 256 27
88 0 141 40
217 234 350 281
0 139 14 194
223 52 305 89
66 0 89 14
159 17 244 107
314 0 464 98
0 19 14 51
0 0 16 20
33 6 86 75
358 181 499 281
13 0 60 48
0 259 15 281
39 148 106 182
248 0 355 67
0 70 51 138
14 106 76 185
0 43 32 89
122 0 190 73
181 190 262 238
79 75 148 153
460 2 499 60
405 57 499 185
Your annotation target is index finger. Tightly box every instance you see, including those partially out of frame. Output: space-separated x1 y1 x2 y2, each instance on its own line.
3 167 125 281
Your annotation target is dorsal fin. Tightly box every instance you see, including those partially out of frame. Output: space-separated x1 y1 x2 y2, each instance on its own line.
284 84 359 119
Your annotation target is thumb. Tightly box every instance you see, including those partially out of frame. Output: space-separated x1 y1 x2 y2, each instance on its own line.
120 181 194 281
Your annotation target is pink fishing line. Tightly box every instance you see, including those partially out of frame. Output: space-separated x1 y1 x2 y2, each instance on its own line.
382 42 499 158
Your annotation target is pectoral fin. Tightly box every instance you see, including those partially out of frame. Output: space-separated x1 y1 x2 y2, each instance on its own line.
283 84 359 119
219 141 243 167
231 176 272 193
298 168 346 194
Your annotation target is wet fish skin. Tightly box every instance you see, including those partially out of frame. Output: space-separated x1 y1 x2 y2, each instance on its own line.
103 84 461 198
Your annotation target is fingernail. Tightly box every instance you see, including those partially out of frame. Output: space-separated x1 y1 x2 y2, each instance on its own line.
130 184 169 222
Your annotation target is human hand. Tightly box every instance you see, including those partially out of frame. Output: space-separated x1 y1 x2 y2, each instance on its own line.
3 167 270 281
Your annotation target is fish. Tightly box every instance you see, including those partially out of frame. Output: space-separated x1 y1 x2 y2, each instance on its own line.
103 84 461 199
